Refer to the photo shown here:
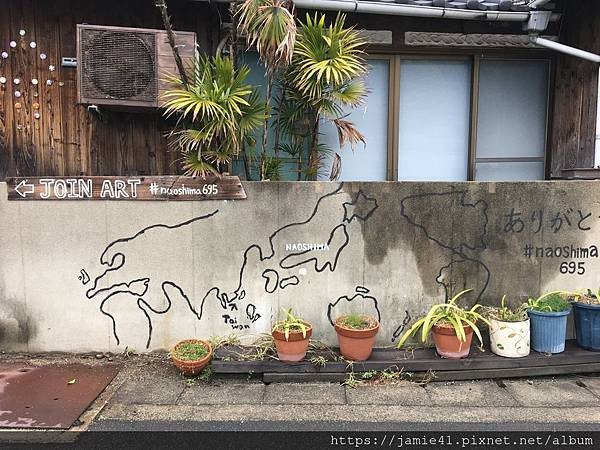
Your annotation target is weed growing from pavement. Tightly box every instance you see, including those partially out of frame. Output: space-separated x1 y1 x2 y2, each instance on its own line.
310 355 327 368
182 367 213 385
343 364 436 388
209 334 344 365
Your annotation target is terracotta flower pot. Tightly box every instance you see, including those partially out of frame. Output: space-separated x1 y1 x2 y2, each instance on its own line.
334 316 380 361
431 324 473 359
171 339 212 376
272 322 312 362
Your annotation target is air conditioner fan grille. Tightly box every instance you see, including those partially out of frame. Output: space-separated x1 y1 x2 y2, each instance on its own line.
81 29 156 101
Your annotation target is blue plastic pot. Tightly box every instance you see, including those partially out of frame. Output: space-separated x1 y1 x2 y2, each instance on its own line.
528 308 571 354
573 303 600 351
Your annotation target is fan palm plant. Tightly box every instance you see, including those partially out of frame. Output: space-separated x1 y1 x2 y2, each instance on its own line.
286 13 368 179
236 0 296 179
162 55 264 177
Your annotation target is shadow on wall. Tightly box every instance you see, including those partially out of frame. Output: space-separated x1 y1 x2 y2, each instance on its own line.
0 295 35 349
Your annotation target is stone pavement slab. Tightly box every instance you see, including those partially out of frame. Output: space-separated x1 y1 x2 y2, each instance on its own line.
263 383 345 405
112 373 185 405
346 382 428 405
425 380 518 407
178 383 265 405
504 378 600 407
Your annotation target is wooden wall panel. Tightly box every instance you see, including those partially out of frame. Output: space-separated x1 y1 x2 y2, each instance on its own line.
0 0 221 178
550 0 600 177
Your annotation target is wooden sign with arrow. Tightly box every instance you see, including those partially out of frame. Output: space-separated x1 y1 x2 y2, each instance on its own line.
6 176 247 201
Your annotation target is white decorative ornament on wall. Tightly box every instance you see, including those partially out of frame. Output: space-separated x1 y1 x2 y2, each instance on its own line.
9 41 17 48
19 29 26 36
0 76 6 84
1 52 8 59
49 65 55 72
14 90 21 97
30 41 37 49
31 78 38 85
13 78 20 85
46 79 53 86
40 53 47 60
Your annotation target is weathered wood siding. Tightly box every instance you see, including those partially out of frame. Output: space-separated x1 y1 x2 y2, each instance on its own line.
550 0 600 177
0 0 220 178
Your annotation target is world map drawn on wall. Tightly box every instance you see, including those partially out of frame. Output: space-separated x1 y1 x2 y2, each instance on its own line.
79 184 490 348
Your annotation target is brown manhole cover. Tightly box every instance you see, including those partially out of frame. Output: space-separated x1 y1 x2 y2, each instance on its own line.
0 363 120 428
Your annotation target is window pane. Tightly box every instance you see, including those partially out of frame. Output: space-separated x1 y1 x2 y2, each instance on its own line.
476 59 549 159
318 59 390 181
237 52 301 180
397 59 472 181
475 161 545 181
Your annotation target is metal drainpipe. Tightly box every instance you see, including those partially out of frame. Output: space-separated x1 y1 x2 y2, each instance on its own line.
596 69 600 168
530 36 600 169
291 0 552 21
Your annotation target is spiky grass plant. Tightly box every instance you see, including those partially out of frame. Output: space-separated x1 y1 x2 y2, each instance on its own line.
396 289 489 349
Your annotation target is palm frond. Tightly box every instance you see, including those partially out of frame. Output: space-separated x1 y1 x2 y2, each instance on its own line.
333 118 366 152
162 55 262 175
237 0 296 72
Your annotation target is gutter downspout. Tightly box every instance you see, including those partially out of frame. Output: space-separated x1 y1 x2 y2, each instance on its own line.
530 35 600 169
291 0 560 22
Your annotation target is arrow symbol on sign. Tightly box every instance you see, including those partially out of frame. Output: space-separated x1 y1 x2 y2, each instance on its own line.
14 179 35 197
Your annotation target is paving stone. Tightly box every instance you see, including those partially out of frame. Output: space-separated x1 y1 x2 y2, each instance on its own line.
425 380 518 407
178 383 265 405
504 379 600 407
263 383 346 405
346 383 429 405
113 375 185 405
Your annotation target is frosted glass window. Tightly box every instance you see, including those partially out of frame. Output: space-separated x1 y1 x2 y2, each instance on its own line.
475 161 545 181
397 60 471 181
318 59 390 181
476 60 549 159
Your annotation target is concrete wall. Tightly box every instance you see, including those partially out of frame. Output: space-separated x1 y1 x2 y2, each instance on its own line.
1 181 598 352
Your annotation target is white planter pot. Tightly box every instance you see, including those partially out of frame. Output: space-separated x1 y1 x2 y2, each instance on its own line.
489 317 530 358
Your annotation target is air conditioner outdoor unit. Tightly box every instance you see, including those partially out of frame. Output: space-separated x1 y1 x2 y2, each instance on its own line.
77 24 196 109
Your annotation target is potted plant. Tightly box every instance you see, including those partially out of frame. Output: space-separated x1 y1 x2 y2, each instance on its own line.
526 292 571 354
396 290 489 359
171 339 212 376
571 289 600 351
486 296 530 358
334 313 379 361
271 308 312 362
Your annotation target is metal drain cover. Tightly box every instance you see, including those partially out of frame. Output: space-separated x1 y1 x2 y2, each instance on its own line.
0 363 119 428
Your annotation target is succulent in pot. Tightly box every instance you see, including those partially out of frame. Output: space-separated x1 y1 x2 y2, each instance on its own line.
334 313 379 361
486 296 530 358
571 289 600 352
526 292 571 354
396 290 489 359
271 308 312 362
171 339 212 376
